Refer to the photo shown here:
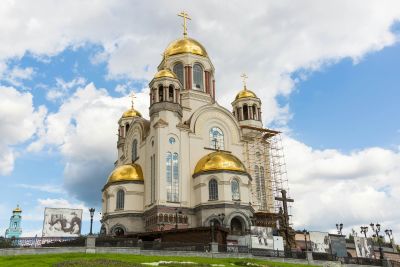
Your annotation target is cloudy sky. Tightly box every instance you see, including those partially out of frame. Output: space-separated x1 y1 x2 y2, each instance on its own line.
1 0 399 241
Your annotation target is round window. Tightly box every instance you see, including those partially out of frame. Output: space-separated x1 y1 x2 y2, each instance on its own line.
169 137 176 144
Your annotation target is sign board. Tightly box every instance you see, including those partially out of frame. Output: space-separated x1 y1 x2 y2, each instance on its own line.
273 236 284 251
354 237 374 258
329 235 347 257
42 208 83 237
309 231 330 253
250 226 273 250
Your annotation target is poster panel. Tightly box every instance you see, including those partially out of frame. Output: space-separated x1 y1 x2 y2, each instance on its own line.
329 235 347 257
273 236 284 251
250 226 273 250
42 208 83 237
309 231 330 253
354 237 374 258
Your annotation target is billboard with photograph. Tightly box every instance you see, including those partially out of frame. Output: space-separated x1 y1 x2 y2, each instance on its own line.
354 237 374 258
273 236 284 251
309 231 330 253
329 235 347 257
250 226 273 249
42 208 83 237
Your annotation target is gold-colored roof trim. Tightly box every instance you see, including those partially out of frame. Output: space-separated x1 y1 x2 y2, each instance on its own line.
193 151 247 175
107 164 144 185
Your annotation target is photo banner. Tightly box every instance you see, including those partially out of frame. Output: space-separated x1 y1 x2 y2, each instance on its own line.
354 236 374 258
309 231 330 253
42 208 83 237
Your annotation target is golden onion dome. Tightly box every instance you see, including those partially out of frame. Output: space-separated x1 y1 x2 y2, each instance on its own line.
194 151 247 175
154 68 178 79
107 164 144 185
13 205 22 213
165 37 208 57
235 88 258 100
122 108 142 119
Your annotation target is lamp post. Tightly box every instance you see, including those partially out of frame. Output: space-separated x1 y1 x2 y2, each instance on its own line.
175 208 182 230
89 208 95 235
370 223 384 260
360 226 368 238
303 229 308 252
336 223 343 235
384 229 393 244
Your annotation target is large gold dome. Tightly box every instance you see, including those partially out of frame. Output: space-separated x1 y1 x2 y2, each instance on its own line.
107 164 144 185
235 88 258 100
194 151 247 175
165 37 208 57
122 108 142 119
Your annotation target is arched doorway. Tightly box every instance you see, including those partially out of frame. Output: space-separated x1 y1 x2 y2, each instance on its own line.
230 217 244 235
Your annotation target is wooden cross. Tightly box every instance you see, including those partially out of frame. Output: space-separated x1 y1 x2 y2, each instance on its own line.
275 190 294 246
241 73 248 88
130 92 136 109
178 11 191 37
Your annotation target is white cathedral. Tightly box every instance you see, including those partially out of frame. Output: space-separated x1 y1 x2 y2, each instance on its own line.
101 13 286 237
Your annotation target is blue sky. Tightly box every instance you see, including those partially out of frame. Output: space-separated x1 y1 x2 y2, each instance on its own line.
0 1 400 241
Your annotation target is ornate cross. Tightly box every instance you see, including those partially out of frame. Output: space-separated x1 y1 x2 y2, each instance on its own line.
178 11 191 37
241 73 248 89
275 190 294 246
130 92 136 109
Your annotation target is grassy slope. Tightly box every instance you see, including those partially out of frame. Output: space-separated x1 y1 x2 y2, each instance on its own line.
0 253 316 267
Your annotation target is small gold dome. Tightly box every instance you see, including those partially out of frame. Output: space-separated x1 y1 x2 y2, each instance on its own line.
154 69 178 79
235 88 258 100
165 37 208 57
194 151 247 175
122 108 142 119
13 205 22 213
107 164 144 185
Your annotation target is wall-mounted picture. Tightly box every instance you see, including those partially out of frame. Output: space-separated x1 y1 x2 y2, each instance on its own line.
42 208 83 237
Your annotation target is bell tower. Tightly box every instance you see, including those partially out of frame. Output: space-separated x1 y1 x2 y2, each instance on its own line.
232 74 263 128
5 205 22 238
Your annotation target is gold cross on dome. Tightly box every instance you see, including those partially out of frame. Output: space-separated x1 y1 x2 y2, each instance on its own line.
178 11 191 37
241 73 248 89
129 92 136 109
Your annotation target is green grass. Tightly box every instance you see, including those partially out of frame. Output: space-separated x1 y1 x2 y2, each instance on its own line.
0 253 316 267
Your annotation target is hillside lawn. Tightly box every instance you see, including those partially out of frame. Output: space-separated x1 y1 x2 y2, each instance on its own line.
0 253 317 267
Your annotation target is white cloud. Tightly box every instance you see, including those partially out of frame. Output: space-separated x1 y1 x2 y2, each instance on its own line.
46 77 86 101
284 136 400 241
1 66 35 87
15 183 65 194
0 87 46 175
0 1 399 125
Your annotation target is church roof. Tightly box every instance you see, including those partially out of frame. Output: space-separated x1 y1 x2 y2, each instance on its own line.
235 87 258 100
107 164 144 185
122 108 142 119
164 37 208 58
13 205 22 213
154 68 178 79
193 151 247 175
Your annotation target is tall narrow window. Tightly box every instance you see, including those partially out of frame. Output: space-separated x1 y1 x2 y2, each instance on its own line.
254 165 262 206
173 63 184 86
125 123 130 135
209 127 224 150
168 85 174 101
151 155 155 203
193 63 204 91
243 104 249 120
172 153 179 202
209 179 218 200
132 139 137 162
259 166 267 209
158 85 164 102
231 179 240 200
116 189 125 210
166 152 172 201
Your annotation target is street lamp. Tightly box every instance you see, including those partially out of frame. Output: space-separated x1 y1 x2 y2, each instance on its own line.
303 229 308 252
370 223 384 260
175 208 182 229
385 229 393 244
360 226 369 238
89 208 95 235
336 223 343 235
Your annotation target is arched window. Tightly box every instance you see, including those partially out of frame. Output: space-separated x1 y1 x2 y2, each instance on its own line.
243 104 249 120
166 152 179 202
132 139 137 162
209 127 224 150
116 189 125 210
259 166 267 209
209 179 218 200
168 85 174 101
231 179 240 200
252 105 257 120
193 63 204 91
173 63 184 85
254 165 262 205
158 85 164 102
125 123 130 135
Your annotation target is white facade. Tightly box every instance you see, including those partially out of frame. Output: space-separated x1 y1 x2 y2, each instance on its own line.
101 34 277 237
